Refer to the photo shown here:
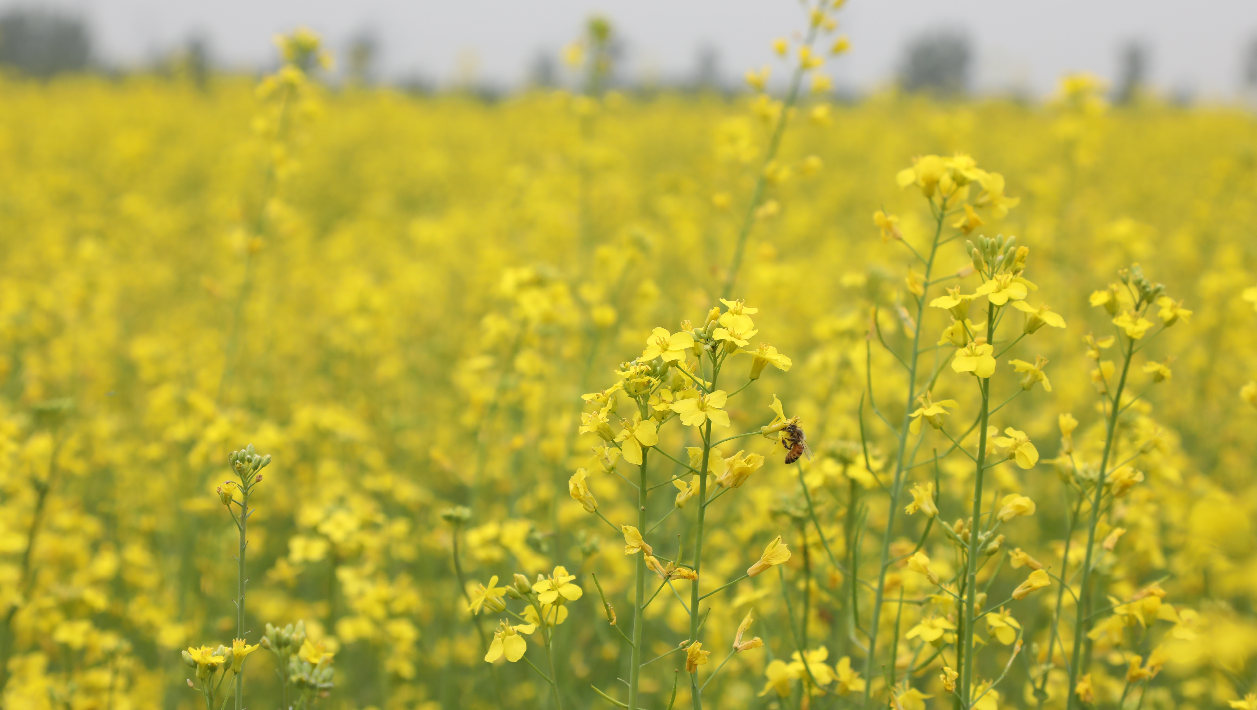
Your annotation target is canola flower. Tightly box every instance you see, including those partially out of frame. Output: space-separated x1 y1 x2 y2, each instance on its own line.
0 9 1250 710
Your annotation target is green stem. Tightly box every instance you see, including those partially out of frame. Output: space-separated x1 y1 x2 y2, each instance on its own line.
236 484 248 710
721 17 819 296
687 417 714 710
959 307 995 707
863 197 947 706
628 447 650 710
1065 343 1135 709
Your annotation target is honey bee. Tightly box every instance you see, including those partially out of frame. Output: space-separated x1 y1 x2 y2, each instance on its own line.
781 421 813 464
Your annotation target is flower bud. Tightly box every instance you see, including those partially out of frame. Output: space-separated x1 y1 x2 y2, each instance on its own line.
514 573 532 595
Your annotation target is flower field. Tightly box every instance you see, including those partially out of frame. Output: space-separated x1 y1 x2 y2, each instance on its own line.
1 13 1257 710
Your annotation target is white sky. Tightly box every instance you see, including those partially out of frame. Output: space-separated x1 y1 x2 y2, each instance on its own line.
11 0 1257 97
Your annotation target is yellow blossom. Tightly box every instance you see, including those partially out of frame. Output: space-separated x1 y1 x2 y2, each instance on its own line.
974 274 1036 306
746 342 792 379
895 687 934 710
834 656 865 694
622 526 653 556
1156 296 1191 326
568 468 597 513
906 615 956 643
953 341 997 378
642 327 694 362
909 394 958 433
759 659 797 697
671 390 731 428
993 428 1039 469
485 621 535 663
1113 310 1155 339
686 642 711 673
748 535 792 577
907 551 939 585
231 638 259 673
467 576 509 614
532 566 583 604
905 483 938 518
985 608 1021 645
997 493 1036 522
1010 356 1052 392
1011 300 1066 333
615 415 659 465
874 210 902 241
1012 569 1051 600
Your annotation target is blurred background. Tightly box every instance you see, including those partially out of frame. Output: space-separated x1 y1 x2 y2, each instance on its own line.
3 0 1257 101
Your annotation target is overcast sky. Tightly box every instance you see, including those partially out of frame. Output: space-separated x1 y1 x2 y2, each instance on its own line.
11 0 1257 97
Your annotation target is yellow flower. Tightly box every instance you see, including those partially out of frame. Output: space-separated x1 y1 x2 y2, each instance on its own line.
897 154 948 198
930 286 974 319
874 210 902 241
485 620 536 663
1012 569 1051 600
833 656 865 695
216 480 238 506
580 407 615 441
985 608 1021 645
522 600 569 627
830 36 850 54
951 203 984 234
467 575 509 615
904 483 938 518
615 415 658 466
909 394 958 434
568 469 597 513
1009 548 1043 570
745 66 770 91
186 645 226 670
1106 467 1144 498
686 642 711 673
907 551 939 585
789 647 836 692
939 317 983 347
906 615 956 644
1242 382 1257 408
642 327 694 363
1076 674 1095 704
748 535 792 577
671 390 731 428
993 428 1038 469
759 659 797 697
1011 300 1066 334
716 451 765 489
673 477 699 507
974 274 1036 306
953 341 996 378
1010 356 1052 392
1230 694 1257 710
940 666 958 692
1155 296 1191 326
746 342 792 380
298 639 333 665
972 684 1000 710
1143 360 1172 383
622 526 653 556
733 611 763 652
231 638 259 673
714 312 758 348
974 171 1019 218
895 687 935 710
996 493 1036 522
532 566 583 604
1113 310 1155 339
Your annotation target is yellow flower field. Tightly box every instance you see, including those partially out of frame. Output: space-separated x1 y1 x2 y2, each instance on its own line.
1 13 1256 710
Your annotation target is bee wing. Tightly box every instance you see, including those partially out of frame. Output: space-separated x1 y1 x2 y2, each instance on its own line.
801 441 814 461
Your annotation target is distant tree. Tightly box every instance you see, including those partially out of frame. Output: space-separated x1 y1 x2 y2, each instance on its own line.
1114 40 1149 104
347 31 379 86
899 30 971 97
693 44 722 92
0 8 92 77
529 50 557 88
1245 36 1257 91
178 34 212 89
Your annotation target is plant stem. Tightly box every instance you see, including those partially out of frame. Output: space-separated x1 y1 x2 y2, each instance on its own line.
959 307 995 707
722 17 819 296
1065 344 1135 709
687 417 714 710
628 447 650 710
236 485 248 710
863 198 947 706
